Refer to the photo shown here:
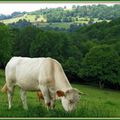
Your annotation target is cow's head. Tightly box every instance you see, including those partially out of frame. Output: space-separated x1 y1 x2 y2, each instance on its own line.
57 88 84 112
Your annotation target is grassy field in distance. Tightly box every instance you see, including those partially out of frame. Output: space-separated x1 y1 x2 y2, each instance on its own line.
36 22 72 29
0 69 119 117
0 14 46 24
0 14 110 30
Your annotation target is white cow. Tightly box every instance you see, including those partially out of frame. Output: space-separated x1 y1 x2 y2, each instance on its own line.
1 57 82 111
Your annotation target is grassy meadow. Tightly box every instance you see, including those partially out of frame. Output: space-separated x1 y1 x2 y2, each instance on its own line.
0 14 47 24
0 69 120 117
0 14 109 30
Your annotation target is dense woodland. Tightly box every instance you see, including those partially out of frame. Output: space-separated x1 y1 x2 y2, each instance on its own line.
0 6 120 90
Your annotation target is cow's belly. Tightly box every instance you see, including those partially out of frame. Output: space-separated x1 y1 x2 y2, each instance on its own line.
16 77 40 91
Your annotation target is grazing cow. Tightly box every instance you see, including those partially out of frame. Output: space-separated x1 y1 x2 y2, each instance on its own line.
1 57 83 111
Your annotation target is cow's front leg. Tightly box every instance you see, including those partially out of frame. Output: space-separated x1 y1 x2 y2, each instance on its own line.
20 88 28 110
50 99 55 109
39 85 51 110
49 86 56 109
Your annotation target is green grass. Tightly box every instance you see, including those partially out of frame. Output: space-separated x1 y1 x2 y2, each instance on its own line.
0 14 47 24
36 22 72 29
0 69 120 117
49 22 72 29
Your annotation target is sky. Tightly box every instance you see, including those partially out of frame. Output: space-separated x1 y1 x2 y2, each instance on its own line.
0 2 120 15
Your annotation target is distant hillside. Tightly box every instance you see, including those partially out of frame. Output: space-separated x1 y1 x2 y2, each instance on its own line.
30 4 120 21
1 4 120 30
0 14 46 24
0 12 26 20
76 17 120 43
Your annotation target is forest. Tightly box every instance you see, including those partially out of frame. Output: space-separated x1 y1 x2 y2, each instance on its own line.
0 13 120 90
31 4 120 21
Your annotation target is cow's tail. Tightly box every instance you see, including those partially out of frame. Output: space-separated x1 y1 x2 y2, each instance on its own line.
1 83 8 93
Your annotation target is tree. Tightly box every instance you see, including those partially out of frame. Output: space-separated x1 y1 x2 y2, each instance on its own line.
30 31 50 57
9 19 32 28
13 26 40 56
30 31 70 60
80 45 120 88
0 24 13 68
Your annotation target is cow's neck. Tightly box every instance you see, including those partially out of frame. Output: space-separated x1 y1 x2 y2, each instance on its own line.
56 77 72 92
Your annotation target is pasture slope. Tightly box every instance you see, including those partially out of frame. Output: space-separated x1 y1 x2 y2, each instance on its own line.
0 69 120 117
0 14 108 30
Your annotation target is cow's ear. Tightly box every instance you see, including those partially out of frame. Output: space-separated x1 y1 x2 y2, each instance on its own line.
73 88 86 95
56 90 65 97
79 91 86 95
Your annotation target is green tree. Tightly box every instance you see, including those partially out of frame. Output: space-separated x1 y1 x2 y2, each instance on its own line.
80 45 120 88
0 24 13 67
14 26 40 56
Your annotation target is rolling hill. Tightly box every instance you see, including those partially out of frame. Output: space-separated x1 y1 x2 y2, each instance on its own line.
0 13 109 30
0 14 47 24
2 4 120 29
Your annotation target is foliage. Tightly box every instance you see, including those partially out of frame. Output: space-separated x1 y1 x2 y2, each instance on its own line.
0 15 120 89
13 26 40 56
31 5 120 22
9 19 32 28
80 45 120 86
0 24 13 67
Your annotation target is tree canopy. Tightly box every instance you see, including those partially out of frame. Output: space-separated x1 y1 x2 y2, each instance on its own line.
0 16 120 89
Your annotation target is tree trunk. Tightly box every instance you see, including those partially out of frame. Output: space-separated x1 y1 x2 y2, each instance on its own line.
99 81 104 89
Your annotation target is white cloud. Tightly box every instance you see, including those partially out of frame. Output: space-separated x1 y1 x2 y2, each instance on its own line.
0 2 119 15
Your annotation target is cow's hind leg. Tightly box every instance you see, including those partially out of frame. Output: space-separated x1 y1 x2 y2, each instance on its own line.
7 84 15 109
20 88 28 110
